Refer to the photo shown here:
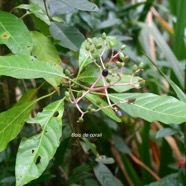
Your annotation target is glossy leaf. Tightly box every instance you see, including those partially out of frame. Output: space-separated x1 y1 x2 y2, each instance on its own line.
85 93 121 122
0 55 66 79
60 0 99 12
31 31 62 89
109 93 186 124
0 101 35 152
16 99 64 186
0 10 32 55
49 22 85 51
78 36 118 72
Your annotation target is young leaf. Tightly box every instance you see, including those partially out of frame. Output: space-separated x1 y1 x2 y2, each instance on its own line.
16 99 64 186
109 93 186 124
85 93 121 122
60 0 99 12
0 10 32 55
0 55 66 79
49 22 85 51
0 101 35 152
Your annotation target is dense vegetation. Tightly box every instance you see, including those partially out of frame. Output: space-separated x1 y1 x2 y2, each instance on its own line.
0 0 186 186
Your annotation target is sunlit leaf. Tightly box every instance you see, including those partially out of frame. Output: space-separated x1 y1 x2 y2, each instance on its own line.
31 31 62 89
16 99 64 186
0 55 66 79
0 10 32 55
0 101 35 152
109 93 186 124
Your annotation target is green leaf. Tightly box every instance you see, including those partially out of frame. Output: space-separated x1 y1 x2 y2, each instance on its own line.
0 10 32 55
0 101 35 152
93 163 123 186
31 31 60 64
0 55 66 79
16 99 64 186
112 135 131 154
15 4 50 25
60 0 99 12
109 93 186 124
31 31 62 89
49 22 85 51
82 138 99 157
172 0 186 59
156 128 178 139
15 88 38 106
85 93 121 122
95 156 115 164
78 64 142 92
78 36 118 72
145 54 186 103
139 23 184 87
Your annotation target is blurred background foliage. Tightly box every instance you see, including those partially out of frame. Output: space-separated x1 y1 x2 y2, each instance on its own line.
0 0 186 185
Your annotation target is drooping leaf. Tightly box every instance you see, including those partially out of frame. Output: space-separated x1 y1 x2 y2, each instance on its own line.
31 31 62 89
60 0 99 12
93 163 123 186
0 55 66 79
139 23 184 87
156 128 178 139
109 93 186 124
16 99 64 186
85 93 121 122
49 22 85 51
15 4 50 25
0 101 35 152
78 64 142 92
78 36 118 73
145 54 186 103
0 10 32 55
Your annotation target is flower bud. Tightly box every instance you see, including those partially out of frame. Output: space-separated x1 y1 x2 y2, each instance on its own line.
132 65 138 72
102 32 107 39
96 43 102 49
109 41 114 48
77 117 84 123
124 56 130 63
139 62 144 69
116 61 122 68
77 91 83 98
64 69 71 76
119 52 125 61
87 38 92 44
121 45 126 50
